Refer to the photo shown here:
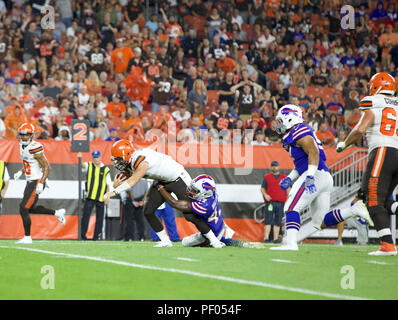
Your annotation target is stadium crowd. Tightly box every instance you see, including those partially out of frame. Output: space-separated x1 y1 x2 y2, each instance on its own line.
0 0 397 147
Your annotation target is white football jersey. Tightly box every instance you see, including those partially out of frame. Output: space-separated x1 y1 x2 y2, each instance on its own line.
359 94 398 153
129 148 185 182
20 140 44 181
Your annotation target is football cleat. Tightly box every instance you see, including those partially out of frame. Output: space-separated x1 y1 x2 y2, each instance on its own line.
15 236 32 244
368 241 397 256
153 240 173 247
55 208 66 226
351 200 374 226
210 240 226 248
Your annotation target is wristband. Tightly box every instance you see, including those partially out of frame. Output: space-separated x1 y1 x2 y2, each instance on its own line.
307 165 317 176
287 169 299 181
114 181 130 195
131 200 136 205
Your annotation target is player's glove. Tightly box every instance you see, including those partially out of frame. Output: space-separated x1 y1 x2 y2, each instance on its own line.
305 176 316 194
14 170 23 180
279 177 292 190
36 183 44 195
336 141 347 153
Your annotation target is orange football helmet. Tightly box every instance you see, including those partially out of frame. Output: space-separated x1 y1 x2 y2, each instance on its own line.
368 72 396 96
17 123 35 146
111 139 136 171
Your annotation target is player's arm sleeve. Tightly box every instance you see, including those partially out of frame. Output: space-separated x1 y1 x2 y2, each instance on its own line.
28 144 44 155
291 125 312 142
133 155 146 170
190 201 208 215
359 98 373 110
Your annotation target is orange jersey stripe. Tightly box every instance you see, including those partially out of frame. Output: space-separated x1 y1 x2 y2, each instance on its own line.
133 155 145 170
25 180 39 209
371 147 386 177
29 146 43 154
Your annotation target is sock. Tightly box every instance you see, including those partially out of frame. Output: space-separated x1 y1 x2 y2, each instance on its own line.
156 229 170 243
391 202 398 215
285 211 300 245
204 230 219 244
378 228 394 244
323 209 348 227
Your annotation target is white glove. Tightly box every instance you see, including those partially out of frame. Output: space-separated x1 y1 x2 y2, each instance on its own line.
14 170 23 180
336 141 347 153
36 183 44 195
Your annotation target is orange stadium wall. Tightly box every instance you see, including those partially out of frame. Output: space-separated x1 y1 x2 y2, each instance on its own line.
0 139 358 241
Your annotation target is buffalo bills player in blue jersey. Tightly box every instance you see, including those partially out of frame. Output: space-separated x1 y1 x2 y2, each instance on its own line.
270 105 373 251
156 175 237 248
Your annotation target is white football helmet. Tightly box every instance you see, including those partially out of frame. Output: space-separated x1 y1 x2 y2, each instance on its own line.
186 175 216 200
275 104 304 134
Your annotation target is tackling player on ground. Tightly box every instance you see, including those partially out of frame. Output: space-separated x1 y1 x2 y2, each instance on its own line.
336 72 398 256
270 105 372 251
156 175 238 248
14 123 65 244
103 140 224 248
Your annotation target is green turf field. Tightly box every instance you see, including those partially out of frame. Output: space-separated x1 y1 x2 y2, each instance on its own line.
0 240 396 300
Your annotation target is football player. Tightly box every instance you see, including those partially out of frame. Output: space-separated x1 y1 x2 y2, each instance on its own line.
155 175 237 248
270 105 372 251
336 72 398 256
103 140 222 248
14 123 65 244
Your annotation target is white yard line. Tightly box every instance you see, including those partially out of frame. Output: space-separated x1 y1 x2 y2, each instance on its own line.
271 259 297 264
177 257 199 262
0 245 371 300
367 260 393 265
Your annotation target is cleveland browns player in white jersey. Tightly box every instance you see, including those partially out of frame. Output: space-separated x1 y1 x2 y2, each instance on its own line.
14 123 66 244
337 72 398 256
103 139 226 248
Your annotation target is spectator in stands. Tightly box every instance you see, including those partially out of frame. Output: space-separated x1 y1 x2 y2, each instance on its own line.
151 66 175 113
210 100 234 131
105 128 121 142
315 121 335 147
187 79 207 114
180 26 200 60
218 71 236 110
216 51 236 76
106 93 126 119
172 99 191 128
271 81 289 109
42 76 61 99
110 38 134 75
279 67 293 89
340 47 356 68
264 119 282 145
251 129 268 146
310 67 328 87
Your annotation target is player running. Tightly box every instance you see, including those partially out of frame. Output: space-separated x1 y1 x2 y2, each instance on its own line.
14 123 65 244
103 139 224 248
336 72 398 256
270 105 372 251
155 175 237 248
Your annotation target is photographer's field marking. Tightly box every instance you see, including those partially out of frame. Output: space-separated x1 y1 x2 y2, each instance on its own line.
0 246 370 300
271 259 297 264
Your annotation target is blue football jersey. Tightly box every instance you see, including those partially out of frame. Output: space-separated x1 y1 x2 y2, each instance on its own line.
190 193 224 237
282 123 328 175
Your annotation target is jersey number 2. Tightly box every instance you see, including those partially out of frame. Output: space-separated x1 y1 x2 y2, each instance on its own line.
380 107 398 136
